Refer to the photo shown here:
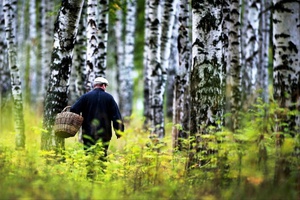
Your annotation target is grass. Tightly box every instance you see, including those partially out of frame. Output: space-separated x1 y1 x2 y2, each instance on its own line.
0 102 299 199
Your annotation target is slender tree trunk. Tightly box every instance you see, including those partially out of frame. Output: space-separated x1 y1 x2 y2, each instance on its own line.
41 0 84 151
86 0 100 88
172 0 191 150
0 0 11 132
143 0 151 130
258 0 271 103
166 11 178 119
147 0 164 138
96 0 109 77
70 0 87 104
115 7 125 114
17 0 26 102
119 0 136 119
40 0 55 106
3 0 26 149
242 0 260 108
225 0 242 132
28 0 38 104
160 0 178 120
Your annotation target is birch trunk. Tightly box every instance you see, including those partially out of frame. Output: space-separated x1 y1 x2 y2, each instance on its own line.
273 0 300 184
172 0 191 150
143 0 151 130
41 0 84 151
119 0 136 119
96 0 109 77
40 0 55 104
3 0 26 149
147 0 163 138
29 0 38 103
166 11 178 119
258 0 271 103
244 0 260 105
70 1 87 104
115 8 125 113
225 0 242 131
0 0 10 132
86 0 100 88
190 0 224 166
160 0 178 120
273 0 300 133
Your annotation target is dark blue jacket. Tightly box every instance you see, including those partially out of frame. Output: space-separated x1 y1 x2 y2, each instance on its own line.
70 88 124 142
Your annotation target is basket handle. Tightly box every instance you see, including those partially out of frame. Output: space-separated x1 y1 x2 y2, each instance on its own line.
62 106 71 112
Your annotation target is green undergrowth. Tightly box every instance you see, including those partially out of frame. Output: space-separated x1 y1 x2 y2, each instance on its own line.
0 100 299 200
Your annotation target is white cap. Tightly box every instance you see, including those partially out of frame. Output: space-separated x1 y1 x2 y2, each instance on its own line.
93 77 109 86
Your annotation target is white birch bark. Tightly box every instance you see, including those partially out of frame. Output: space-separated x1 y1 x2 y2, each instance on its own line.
17 0 26 95
259 0 271 103
29 0 39 103
273 0 300 183
242 0 260 107
0 0 9 95
86 0 100 88
143 0 151 129
172 0 191 150
119 0 136 119
3 0 26 149
70 1 87 104
39 0 55 104
161 0 178 120
190 0 224 134
160 0 178 99
166 11 178 118
96 0 109 77
0 0 10 132
147 0 163 138
115 8 125 108
273 0 300 132
41 0 84 151
225 0 242 131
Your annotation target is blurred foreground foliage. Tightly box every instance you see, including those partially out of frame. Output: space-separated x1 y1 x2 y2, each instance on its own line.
0 98 299 200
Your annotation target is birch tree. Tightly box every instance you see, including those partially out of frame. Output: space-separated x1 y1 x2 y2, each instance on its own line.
70 1 87 104
115 6 125 112
96 0 109 77
0 0 9 96
146 0 163 138
225 0 242 131
189 0 224 165
0 0 10 131
258 0 271 103
273 0 300 135
85 0 100 88
3 0 26 149
143 0 151 130
41 0 84 151
166 9 179 118
272 0 300 184
172 0 191 150
160 0 178 119
39 0 55 104
118 0 136 119
28 0 38 103
242 0 260 107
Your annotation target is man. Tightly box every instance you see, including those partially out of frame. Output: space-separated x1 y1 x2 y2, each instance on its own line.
70 77 124 157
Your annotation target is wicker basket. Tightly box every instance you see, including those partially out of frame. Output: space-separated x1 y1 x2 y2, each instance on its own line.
54 106 83 138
